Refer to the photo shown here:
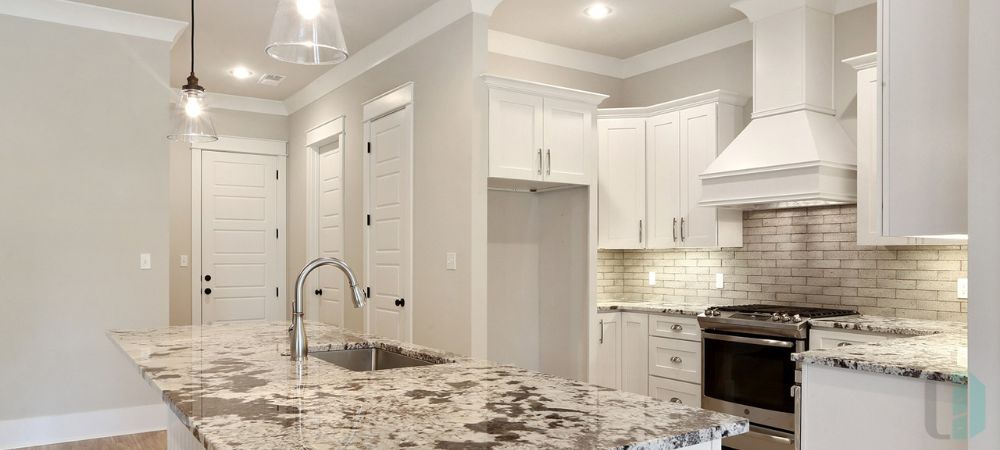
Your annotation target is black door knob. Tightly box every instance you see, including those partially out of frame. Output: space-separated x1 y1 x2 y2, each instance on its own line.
204 288 212 295
204 274 211 282
315 289 323 296
394 298 405 307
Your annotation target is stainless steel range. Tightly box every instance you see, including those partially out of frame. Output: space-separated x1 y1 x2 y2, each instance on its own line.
697 304 858 450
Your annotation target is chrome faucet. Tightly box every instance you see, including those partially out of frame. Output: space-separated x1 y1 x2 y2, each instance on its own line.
290 257 367 361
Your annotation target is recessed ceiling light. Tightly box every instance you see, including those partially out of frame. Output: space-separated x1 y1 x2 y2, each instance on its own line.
584 4 612 19
229 66 254 80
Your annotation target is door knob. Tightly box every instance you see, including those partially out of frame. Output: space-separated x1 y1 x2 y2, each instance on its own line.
394 298 405 307
204 274 211 282
315 289 323 296
204 288 212 295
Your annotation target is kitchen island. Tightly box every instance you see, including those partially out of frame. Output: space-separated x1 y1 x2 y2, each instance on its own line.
110 321 747 450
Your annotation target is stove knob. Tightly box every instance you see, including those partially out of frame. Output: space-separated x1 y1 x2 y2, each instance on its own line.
704 308 714 316
712 310 721 317
771 313 782 321
781 313 792 323
792 314 803 323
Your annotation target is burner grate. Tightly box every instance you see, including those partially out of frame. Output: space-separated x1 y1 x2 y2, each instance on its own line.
714 304 857 319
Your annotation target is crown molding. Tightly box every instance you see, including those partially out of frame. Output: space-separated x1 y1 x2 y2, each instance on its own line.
0 0 187 44
597 89 750 119
285 0 488 114
170 89 289 116
832 0 876 14
488 30 624 78
843 52 877 71
482 74 609 105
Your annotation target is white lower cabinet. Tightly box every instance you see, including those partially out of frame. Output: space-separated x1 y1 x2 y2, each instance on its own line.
648 376 701 408
593 311 703 402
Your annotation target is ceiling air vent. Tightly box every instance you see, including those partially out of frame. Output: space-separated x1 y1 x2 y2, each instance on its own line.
257 74 286 86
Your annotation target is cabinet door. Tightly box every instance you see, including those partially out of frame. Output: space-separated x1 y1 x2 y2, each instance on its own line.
593 312 621 389
645 112 682 249
649 376 701 408
543 99 593 185
621 312 649 395
881 0 968 237
678 104 720 248
489 89 543 181
598 118 646 249
649 336 701 383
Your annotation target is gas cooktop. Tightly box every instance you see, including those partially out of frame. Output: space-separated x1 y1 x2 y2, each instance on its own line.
699 304 858 338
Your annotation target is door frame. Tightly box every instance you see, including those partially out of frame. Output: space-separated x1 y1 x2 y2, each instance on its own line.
304 116 346 322
190 136 288 325
362 82 414 341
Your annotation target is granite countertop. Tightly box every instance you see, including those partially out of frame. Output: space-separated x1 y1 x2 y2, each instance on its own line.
808 315 966 336
597 300 707 316
110 321 747 450
796 315 967 385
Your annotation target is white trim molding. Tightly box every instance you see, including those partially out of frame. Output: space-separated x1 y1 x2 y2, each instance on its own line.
169 90 289 116
0 404 167 449
843 52 877 70
597 89 750 119
620 20 752 78
363 82 415 121
193 136 288 156
0 0 187 43
304 116 346 321
481 74 609 105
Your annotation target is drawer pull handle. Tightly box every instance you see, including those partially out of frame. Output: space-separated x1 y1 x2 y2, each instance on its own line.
670 356 683 364
837 342 853 347
669 397 682 404
670 324 683 332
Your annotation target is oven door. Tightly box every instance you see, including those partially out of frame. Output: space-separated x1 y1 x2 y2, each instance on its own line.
701 330 798 431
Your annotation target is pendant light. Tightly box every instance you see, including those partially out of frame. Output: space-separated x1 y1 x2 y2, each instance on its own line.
266 0 349 65
167 0 218 143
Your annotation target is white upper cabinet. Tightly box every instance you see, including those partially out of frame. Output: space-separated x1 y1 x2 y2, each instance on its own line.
484 75 607 188
879 0 968 239
598 91 747 249
598 118 646 249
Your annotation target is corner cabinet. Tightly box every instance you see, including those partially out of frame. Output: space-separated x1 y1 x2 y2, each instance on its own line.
598 91 747 249
484 75 608 188
847 51 965 246
877 0 968 239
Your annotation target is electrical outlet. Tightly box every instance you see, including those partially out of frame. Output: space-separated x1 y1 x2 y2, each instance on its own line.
957 278 968 299
180 255 189 267
648 271 656 286
446 252 457 270
715 273 724 289
139 253 152 270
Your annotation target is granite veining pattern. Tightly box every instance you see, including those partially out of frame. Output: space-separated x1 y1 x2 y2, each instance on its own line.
110 322 747 450
808 315 966 336
597 301 707 316
793 332 967 385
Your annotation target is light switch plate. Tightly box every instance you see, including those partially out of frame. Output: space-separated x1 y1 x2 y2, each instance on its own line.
180 255 189 267
957 278 968 299
446 252 457 270
648 271 656 286
715 273 724 289
140 253 152 270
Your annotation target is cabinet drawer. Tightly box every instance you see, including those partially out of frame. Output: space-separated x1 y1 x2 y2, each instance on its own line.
649 336 701 383
809 329 893 350
649 315 701 341
649 376 701 408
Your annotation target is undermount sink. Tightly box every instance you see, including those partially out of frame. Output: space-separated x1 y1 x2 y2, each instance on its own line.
311 348 438 371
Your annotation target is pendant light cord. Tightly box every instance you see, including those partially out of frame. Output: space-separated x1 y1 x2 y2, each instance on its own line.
190 0 195 75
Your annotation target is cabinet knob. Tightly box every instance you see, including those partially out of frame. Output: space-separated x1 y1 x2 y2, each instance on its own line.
837 342 853 347
669 397 682 404
670 324 683 332
670 356 683 364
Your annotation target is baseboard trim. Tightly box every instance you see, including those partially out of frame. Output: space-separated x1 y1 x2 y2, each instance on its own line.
0 403 166 449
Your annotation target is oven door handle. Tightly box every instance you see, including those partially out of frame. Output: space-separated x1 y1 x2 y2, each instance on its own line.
702 331 795 348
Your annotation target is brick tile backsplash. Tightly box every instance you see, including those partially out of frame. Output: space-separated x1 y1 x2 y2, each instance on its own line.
598 205 968 321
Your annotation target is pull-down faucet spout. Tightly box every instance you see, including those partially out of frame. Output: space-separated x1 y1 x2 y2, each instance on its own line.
290 257 366 361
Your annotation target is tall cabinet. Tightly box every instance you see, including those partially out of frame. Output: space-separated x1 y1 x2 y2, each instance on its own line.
598 91 747 249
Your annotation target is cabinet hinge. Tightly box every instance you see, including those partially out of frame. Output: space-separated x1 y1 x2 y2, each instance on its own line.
275 170 279 180
365 287 370 299
366 214 371 226
275 287 279 297
276 229 279 239
367 142 371 154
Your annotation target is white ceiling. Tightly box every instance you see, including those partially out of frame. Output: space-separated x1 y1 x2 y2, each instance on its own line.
70 0 438 100
490 0 746 59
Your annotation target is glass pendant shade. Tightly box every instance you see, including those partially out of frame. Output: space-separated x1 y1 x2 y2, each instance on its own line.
266 0 349 65
167 88 218 143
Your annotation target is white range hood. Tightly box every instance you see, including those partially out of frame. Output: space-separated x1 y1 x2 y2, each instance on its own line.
699 0 857 210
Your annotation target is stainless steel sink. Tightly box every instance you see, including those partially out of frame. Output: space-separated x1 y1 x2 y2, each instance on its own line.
311 348 437 371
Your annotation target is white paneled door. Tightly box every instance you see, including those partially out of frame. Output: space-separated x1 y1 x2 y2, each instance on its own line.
366 107 412 342
201 151 281 323
316 140 345 326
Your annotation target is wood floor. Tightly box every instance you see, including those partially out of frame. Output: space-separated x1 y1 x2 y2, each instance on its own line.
19 431 166 450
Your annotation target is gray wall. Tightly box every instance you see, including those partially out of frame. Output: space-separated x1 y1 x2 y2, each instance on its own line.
0 16 169 419
621 42 754 108
286 16 483 355
168 110 288 326
487 53 625 107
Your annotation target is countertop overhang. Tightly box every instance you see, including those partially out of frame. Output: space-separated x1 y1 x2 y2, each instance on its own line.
109 321 747 449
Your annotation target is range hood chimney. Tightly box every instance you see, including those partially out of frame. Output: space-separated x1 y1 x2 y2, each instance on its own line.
699 0 857 210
